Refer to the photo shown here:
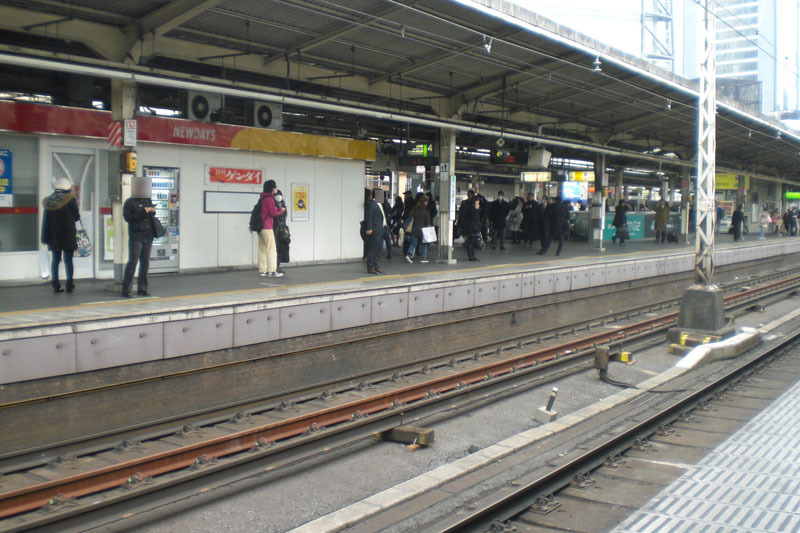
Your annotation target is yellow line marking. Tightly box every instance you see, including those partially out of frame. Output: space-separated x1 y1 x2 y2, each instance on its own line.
0 247 690 319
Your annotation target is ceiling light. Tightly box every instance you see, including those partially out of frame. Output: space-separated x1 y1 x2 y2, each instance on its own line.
666 100 672 111
592 56 602 73
484 36 493 55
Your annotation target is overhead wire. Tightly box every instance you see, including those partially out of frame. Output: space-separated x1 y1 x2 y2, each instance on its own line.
229 0 800 167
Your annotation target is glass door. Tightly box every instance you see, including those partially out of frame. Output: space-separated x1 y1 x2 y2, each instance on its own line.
50 148 95 280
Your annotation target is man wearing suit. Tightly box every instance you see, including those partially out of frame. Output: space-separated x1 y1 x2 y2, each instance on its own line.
364 189 386 274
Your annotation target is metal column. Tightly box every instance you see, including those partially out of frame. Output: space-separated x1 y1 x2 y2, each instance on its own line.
675 0 726 335
694 0 716 285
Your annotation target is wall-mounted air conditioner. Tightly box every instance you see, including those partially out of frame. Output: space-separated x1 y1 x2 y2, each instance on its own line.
250 101 283 130
187 91 222 122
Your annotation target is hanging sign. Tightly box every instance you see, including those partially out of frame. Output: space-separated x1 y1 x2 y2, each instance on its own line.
0 149 12 207
123 119 137 147
292 183 309 222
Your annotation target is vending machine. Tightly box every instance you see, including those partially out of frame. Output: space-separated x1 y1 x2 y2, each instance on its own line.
144 166 180 273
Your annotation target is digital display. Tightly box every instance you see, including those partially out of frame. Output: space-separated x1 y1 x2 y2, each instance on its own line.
562 181 588 202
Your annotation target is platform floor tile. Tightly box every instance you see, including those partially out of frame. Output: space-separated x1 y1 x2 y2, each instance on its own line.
615 378 800 533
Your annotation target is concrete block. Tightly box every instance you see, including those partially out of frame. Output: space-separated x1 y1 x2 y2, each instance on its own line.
76 323 164 371
677 285 726 331
331 296 371 330
588 265 607 287
571 267 590 290
278 302 331 339
233 309 279 346
0 333 75 383
532 406 558 424
517 427 554 441
408 288 444 317
371 293 408 323
521 273 536 298
443 283 474 311
499 275 523 302
534 271 554 296
474 280 500 306
164 315 234 358
553 269 571 293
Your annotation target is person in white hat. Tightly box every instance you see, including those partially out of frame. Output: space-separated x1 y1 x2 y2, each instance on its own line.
41 178 80 293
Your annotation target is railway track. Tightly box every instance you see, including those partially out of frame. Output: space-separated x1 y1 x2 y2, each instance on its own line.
435 315 800 533
1 269 800 532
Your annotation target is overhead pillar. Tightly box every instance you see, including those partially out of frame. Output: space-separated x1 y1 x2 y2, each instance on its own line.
110 79 137 286
437 128 457 264
590 154 607 252
680 166 690 243
675 0 727 339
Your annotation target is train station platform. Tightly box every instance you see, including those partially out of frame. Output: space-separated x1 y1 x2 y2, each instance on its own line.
617 371 800 532
1 236 799 385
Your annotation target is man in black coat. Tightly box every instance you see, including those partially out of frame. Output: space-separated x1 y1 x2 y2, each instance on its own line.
539 197 570 255
521 192 538 247
122 178 156 297
732 205 745 242
364 190 386 274
41 178 80 293
490 191 510 250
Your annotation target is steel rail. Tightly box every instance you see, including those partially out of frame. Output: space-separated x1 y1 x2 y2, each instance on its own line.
438 316 800 533
0 272 798 524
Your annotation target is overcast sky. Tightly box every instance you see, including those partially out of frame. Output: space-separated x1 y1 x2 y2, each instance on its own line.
510 0 643 56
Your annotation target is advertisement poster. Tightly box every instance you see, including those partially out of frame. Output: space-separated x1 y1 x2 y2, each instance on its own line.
103 215 114 261
0 149 12 207
206 165 264 186
292 183 309 222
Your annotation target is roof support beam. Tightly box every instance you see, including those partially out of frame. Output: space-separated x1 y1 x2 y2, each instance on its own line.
122 0 224 62
263 1 419 67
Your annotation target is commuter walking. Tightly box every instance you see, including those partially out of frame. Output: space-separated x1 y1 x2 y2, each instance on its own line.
507 197 523 244
654 200 670 244
41 178 80 293
257 179 286 278
477 192 489 244
732 205 745 242
274 189 290 274
381 196 393 260
490 191 510 250
122 178 156 297
406 195 432 263
759 209 771 240
539 197 569 255
426 192 438 240
611 200 631 246
390 195 404 247
521 192 538 247
461 195 483 262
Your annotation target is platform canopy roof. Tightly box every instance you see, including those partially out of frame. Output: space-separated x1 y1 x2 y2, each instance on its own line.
1 0 800 181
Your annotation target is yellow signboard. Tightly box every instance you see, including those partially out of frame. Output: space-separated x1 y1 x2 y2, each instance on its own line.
292 183 309 222
715 173 749 190
568 171 595 182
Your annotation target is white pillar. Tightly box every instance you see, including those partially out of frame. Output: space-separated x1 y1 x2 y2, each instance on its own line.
437 128 457 264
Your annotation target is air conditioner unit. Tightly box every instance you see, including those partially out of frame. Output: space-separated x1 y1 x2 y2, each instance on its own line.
187 91 222 122
250 101 283 130
528 146 552 169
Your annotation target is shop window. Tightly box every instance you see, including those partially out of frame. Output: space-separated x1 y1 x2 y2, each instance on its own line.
0 134 38 253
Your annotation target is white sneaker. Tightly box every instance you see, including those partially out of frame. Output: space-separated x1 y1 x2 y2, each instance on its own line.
259 272 267 277
421 259 430 263
405 255 413 263
271 271 284 277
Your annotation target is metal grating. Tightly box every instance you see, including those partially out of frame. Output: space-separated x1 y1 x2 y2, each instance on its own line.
615 378 800 533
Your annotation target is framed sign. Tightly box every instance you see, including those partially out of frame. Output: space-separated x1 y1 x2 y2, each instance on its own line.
203 190 259 213
292 183 309 221
205 165 264 186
